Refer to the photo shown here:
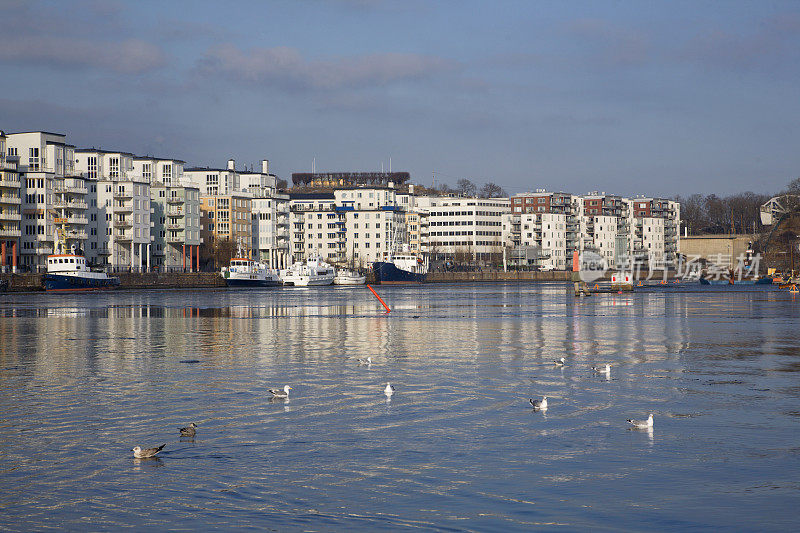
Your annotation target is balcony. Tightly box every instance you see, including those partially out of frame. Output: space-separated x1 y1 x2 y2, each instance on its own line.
0 178 21 188
0 228 21 237
114 188 133 199
33 245 54 255
166 196 184 204
166 234 185 243
113 218 132 228
166 207 184 216
0 212 21 221
166 223 184 230
114 204 133 213
53 185 88 195
53 200 88 209
0 196 22 205
67 231 88 240
66 215 88 224
113 231 132 241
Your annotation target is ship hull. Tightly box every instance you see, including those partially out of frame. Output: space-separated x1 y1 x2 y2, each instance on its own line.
373 261 426 284
224 277 280 287
43 273 120 292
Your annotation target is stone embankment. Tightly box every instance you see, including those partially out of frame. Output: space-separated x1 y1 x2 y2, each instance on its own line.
0 272 226 292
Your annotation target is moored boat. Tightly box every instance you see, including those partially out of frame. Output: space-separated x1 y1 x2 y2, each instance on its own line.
43 251 120 291
333 269 366 285
373 251 428 284
280 255 335 286
221 257 280 287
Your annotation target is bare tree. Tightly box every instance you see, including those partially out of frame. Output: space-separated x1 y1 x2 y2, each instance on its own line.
455 178 477 197
479 182 507 198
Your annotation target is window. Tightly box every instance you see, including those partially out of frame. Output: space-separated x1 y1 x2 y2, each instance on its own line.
109 157 119 178
28 147 39 170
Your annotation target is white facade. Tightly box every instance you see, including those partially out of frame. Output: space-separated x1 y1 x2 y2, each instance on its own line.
415 196 510 261
184 159 240 195
6 132 86 270
151 184 202 270
75 150 151 270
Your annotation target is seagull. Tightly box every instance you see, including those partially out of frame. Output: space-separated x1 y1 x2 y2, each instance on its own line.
529 396 548 410
358 357 372 366
384 382 395 396
627 413 654 429
269 385 292 399
132 444 165 458
553 357 566 367
592 364 611 375
179 423 197 438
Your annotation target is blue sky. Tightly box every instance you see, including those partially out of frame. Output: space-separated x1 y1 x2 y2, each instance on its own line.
0 0 798 196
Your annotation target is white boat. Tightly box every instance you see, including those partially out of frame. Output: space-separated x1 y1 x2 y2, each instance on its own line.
333 269 366 285
44 245 120 292
221 257 280 287
280 255 335 286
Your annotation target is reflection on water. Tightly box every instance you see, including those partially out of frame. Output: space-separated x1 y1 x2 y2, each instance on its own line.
0 283 798 530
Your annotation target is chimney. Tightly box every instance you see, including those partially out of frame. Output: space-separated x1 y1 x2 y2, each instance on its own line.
409 184 414 195
388 181 394 189
227 159 235 171
261 159 269 174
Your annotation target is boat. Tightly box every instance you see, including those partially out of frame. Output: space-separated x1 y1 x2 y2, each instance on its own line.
221 257 280 287
373 248 429 284
280 255 335 286
43 247 120 292
333 269 366 285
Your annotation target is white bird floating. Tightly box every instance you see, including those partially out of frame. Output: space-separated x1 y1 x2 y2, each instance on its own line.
132 444 165 458
384 382 395 396
553 357 566 367
592 364 611 375
358 357 372 366
269 385 292 399
529 396 548 410
627 413 654 429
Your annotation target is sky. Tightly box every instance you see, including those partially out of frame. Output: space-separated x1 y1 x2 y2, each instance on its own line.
0 0 798 197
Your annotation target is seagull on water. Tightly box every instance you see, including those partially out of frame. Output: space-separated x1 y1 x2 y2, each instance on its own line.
179 423 197 438
132 444 165 458
592 364 611 375
269 385 292 399
384 382 395 396
627 413 654 429
553 357 566 367
358 357 372 366
529 396 548 410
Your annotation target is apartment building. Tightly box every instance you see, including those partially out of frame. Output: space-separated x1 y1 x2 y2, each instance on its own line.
151 184 202 271
288 192 339 264
184 159 240 195
0 131 21 271
242 160 290 269
415 195 509 262
6 132 87 270
629 197 680 269
200 193 252 263
75 149 151 270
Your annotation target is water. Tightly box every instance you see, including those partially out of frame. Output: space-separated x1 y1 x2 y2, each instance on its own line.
0 283 798 531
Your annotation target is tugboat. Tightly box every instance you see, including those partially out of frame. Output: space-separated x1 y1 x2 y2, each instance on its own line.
372 245 428 284
43 233 120 292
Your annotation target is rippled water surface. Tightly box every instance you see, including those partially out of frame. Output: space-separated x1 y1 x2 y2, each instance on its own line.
1 283 799 531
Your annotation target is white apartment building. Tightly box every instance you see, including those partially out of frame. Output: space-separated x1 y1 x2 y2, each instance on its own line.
516 212 570 270
415 195 510 262
288 193 338 263
75 149 151 270
6 131 86 270
184 159 240 195
243 160 290 268
0 131 22 271
151 184 202 271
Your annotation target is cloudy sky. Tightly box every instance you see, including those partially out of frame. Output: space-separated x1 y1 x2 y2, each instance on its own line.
1 0 798 196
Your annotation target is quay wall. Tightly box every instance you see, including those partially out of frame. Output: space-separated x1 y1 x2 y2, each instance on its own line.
0 272 226 292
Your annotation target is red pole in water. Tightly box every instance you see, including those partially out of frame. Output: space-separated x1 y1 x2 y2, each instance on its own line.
367 284 391 313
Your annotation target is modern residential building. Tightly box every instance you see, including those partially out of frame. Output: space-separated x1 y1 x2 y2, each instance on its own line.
75 149 151 270
0 131 22 272
288 192 338 264
184 159 240 195
151 184 202 271
7 131 86 270
243 160 290 269
200 192 252 266
415 195 510 262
